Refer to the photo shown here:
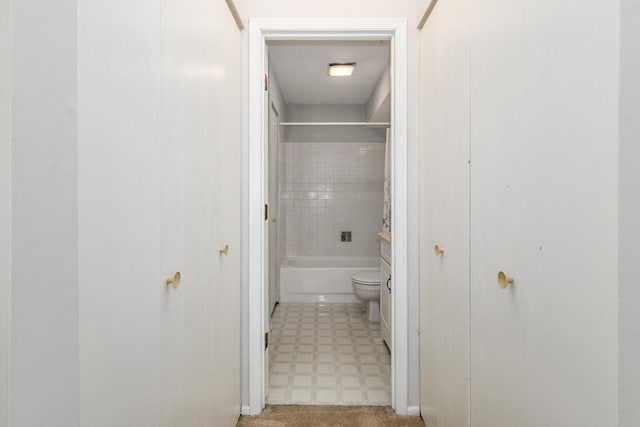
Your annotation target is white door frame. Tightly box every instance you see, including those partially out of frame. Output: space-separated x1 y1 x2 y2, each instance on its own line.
246 17 408 415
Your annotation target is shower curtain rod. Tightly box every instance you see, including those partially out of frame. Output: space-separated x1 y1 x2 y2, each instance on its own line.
279 122 390 128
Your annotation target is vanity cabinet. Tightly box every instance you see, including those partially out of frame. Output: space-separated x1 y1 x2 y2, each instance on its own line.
379 233 391 348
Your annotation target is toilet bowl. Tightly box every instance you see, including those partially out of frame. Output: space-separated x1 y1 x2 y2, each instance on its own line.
352 271 381 321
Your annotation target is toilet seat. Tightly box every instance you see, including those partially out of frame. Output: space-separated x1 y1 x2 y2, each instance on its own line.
352 271 380 286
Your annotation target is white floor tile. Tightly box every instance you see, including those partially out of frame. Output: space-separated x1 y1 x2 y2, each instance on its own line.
278 344 295 353
364 376 385 388
361 364 381 375
266 302 391 406
366 389 390 403
317 376 336 387
342 389 364 403
317 364 335 374
294 363 313 374
289 388 312 402
318 354 334 363
295 353 314 363
275 353 293 362
293 375 313 387
270 374 289 387
338 354 356 364
340 364 359 375
359 354 377 364
316 389 338 403
268 387 285 402
340 376 361 388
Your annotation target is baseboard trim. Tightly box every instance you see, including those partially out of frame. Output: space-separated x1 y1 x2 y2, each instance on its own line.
407 406 421 417
241 405 251 415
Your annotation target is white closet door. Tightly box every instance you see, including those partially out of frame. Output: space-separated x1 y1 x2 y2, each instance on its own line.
468 2 530 422
420 0 470 425
469 0 619 425
207 7 243 425
438 0 470 425
159 0 242 425
419 6 443 423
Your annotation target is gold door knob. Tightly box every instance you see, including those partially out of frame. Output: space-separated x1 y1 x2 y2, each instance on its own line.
165 271 181 289
498 271 514 289
434 244 444 256
219 244 229 256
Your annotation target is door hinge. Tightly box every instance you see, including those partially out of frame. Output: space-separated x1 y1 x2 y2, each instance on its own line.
265 332 269 349
264 73 268 91
264 204 268 221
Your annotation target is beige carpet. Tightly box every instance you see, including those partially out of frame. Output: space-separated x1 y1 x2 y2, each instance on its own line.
237 405 424 427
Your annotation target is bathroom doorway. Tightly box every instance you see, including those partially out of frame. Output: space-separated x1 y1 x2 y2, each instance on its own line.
265 38 391 406
245 18 409 415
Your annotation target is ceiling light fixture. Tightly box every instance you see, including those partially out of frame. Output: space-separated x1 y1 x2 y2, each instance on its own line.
328 62 356 77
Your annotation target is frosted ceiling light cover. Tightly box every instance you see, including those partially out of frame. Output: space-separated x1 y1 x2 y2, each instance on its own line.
328 63 356 77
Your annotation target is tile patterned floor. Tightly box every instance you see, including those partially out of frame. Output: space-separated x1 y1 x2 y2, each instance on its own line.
267 302 391 406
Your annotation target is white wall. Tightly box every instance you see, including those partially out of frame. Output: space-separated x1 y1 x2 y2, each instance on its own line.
241 1 421 409
78 0 242 425
284 105 386 144
619 1 640 425
268 58 287 123
365 61 390 123
11 1 80 425
279 140 385 258
77 0 162 423
0 0 11 423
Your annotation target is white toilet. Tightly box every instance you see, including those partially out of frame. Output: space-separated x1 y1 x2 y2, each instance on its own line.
352 271 381 321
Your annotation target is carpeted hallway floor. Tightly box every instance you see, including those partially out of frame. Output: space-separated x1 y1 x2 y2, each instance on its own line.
236 405 424 426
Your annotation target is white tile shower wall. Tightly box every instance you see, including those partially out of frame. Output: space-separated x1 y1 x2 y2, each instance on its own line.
279 142 385 257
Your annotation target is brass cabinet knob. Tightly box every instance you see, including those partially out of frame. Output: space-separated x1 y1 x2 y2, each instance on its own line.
498 271 514 289
219 244 229 256
434 244 444 256
165 271 181 289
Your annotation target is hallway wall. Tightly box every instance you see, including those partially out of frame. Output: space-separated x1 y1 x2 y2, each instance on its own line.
0 0 11 423
241 0 422 410
10 1 80 425
619 1 640 425
77 0 162 423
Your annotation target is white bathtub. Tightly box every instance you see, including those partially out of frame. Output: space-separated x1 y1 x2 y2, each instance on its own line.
279 257 379 303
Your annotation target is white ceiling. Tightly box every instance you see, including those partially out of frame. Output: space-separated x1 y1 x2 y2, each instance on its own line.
268 41 390 105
